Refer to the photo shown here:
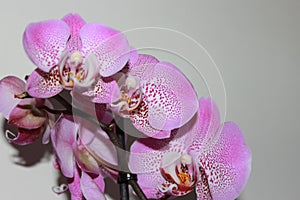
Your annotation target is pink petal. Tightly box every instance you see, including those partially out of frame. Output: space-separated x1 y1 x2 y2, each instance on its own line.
141 62 198 131
77 117 118 167
5 127 42 145
8 99 46 129
95 103 114 125
126 48 138 68
81 171 106 200
193 97 220 143
71 90 114 125
68 166 83 199
93 174 106 193
179 97 220 152
42 100 56 144
26 67 63 98
136 172 165 199
130 131 190 175
128 54 159 81
62 13 86 52
23 19 70 72
83 77 120 104
129 98 171 139
130 139 167 174
196 122 252 200
80 23 130 77
195 166 213 200
129 127 196 198
129 131 188 174
129 54 159 72
0 76 25 119
42 123 51 144
51 115 77 178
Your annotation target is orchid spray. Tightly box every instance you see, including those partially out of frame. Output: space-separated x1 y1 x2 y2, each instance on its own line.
0 14 251 200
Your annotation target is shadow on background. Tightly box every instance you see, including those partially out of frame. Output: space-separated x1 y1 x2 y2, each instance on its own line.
1 118 245 200
1 118 52 166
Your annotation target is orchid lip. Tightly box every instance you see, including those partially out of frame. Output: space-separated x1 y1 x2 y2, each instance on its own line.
58 51 97 89
111 74 142 116
158 152 198 196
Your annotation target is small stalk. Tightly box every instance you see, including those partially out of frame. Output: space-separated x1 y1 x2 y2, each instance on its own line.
116 119 130 200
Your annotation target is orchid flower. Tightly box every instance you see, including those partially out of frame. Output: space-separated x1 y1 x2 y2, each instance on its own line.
108 54 199 139
51 114 118 199
24 13 130 100
0 76 52 145
129 97 252 199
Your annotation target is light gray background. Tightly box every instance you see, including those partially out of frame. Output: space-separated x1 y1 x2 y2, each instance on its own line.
0 1 299 199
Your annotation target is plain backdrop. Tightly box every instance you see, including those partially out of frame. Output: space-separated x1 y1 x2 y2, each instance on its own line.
0 1 299 199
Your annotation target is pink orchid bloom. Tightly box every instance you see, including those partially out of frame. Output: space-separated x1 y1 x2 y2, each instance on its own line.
24 13 130 99
0 76 51 145
109 54 199 139
129 98 251 199
51 115 118 199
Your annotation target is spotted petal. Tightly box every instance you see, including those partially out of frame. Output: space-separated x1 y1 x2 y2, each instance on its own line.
80 23 130 77
23 19 70 72
126 53 159 73
129 98 171 139
129 131 189 198
130 137 170 174
128 54 159 80
129 138 169 199
83 77 120 104
195 122 251 200
0 76 25 119
62 13 86 52
26 67 63 98
126 48 138 68
137 61 198 131
136 172 165 199
51 115 77 178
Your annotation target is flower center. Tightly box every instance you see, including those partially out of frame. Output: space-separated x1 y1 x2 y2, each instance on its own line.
158 152 198 196
58 51 98 89
111 74 142 116
178 171 191 185
70 51 83 68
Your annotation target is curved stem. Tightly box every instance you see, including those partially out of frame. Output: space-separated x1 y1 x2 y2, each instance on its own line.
129 180 148 200
50 94 114 134
116 119 130 200
39 105 70 115
160 194 171 200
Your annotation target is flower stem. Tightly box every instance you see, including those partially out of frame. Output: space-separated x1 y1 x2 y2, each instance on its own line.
49 93 148 200
129 180 148 200
116 119 130 200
